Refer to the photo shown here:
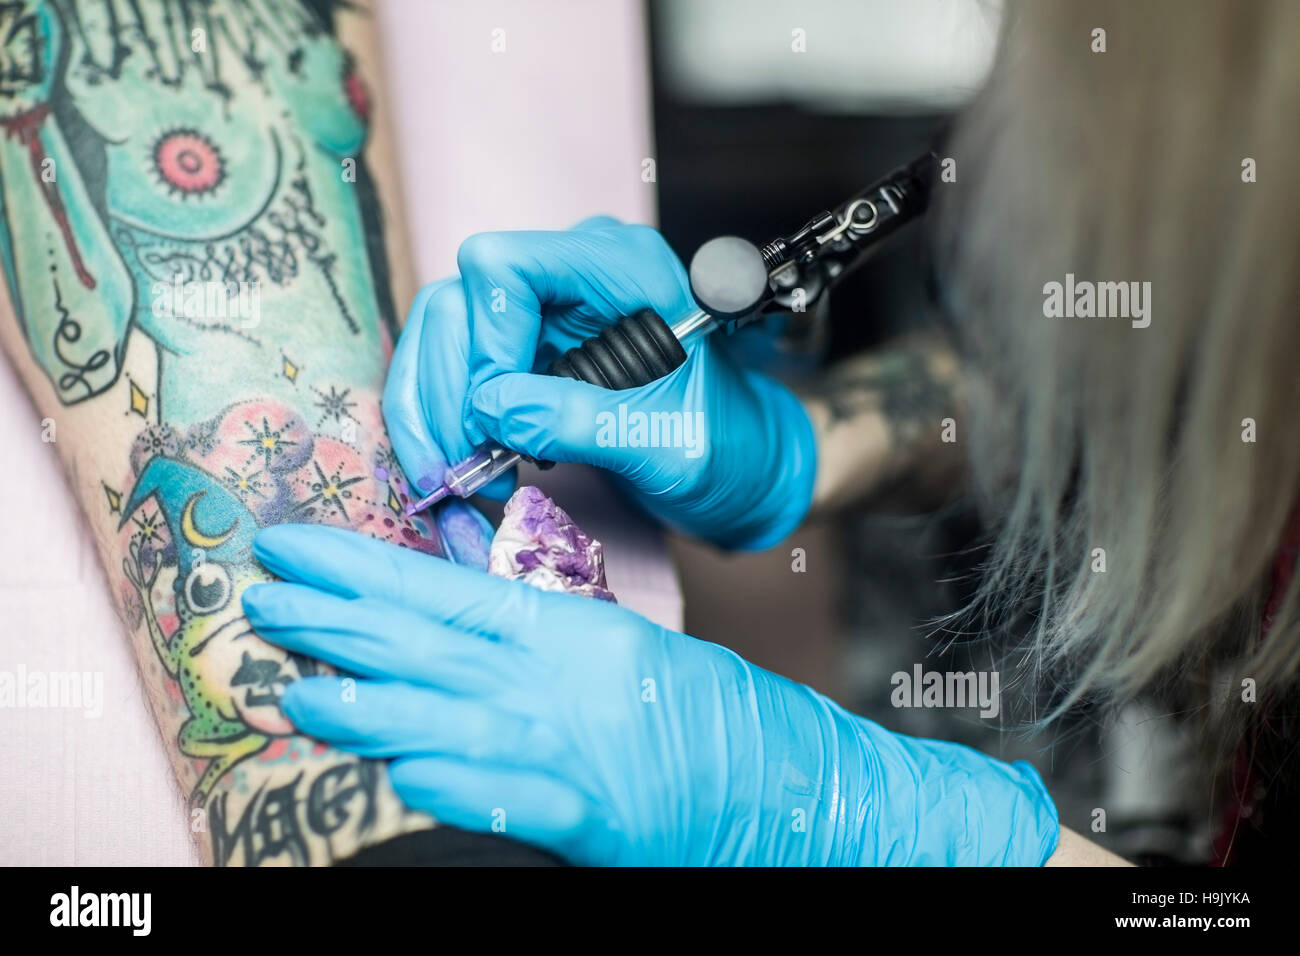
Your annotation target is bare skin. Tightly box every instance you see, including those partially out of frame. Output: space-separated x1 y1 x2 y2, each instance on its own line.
1048 828 1132 866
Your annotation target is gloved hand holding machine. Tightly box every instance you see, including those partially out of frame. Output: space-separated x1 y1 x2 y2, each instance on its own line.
406 151 937 515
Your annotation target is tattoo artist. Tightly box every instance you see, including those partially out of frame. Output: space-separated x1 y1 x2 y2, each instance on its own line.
237 217 1073 867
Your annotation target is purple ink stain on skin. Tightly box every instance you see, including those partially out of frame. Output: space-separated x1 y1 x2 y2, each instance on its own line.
374 466 388 482
487 486 615 602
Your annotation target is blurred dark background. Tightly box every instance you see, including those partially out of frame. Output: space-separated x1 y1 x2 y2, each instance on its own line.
643 0 1208 864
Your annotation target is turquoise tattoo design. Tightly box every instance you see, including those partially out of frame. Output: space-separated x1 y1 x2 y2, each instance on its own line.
0 0 493 863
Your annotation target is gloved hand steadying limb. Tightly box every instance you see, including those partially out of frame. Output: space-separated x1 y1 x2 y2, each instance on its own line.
382 219 816 550
243 524 1060 866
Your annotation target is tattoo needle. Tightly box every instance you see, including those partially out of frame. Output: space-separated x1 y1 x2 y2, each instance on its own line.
405 445 524 515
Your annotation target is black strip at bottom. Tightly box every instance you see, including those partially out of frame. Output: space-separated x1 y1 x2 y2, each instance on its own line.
336 825 569 867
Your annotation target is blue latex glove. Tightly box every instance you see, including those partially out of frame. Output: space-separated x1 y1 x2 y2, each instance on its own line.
383 276 518 504
244 524 1060 866
377 278 497 567
382 219 816 550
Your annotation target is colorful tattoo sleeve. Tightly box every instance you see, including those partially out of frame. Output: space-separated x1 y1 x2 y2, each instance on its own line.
0 0 493 865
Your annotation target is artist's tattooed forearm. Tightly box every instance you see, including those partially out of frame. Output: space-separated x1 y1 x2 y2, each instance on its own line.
801 339 966 511
806 344 957 447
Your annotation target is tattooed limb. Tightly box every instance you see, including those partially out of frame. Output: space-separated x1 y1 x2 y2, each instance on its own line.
122 536 173 679
0 2 135 401
0 0 481 864
799 334 968 515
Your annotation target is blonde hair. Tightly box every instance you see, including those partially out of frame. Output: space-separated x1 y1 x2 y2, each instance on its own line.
934 0 1300 734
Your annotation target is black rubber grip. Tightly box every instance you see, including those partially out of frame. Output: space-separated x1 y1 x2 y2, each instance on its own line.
547 309 687 388
597 322 652 385
618 314 674 379
526 310 688 469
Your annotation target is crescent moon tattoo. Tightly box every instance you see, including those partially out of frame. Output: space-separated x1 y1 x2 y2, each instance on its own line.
181 491 237 549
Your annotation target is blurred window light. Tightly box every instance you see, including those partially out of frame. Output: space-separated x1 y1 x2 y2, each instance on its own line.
657 0 1002 113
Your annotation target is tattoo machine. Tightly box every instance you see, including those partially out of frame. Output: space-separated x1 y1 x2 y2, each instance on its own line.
407 151 938 514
